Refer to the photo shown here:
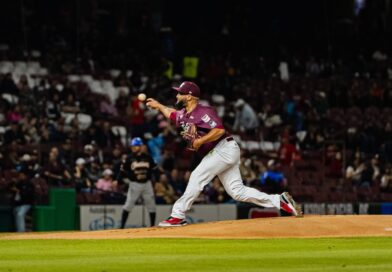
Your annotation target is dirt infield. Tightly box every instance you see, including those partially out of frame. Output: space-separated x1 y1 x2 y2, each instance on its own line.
2 215 392 240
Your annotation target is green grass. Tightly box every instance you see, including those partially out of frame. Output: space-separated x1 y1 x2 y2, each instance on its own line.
0 237 391 272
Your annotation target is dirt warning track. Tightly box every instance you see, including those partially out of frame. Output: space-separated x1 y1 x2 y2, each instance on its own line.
2 215 392 240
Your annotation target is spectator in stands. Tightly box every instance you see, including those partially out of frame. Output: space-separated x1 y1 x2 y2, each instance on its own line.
169 168 187 197
0 105 6 126
29 149 41 175
300 126 324 150
358 157 376 188
161 148 175 172
258 103 282 129
37 117 52 144
20 115 39 144
85 160 102 185
211 94 226 118
3 141 20 169
96 169 118 192
277 138 300 166
45 92 61 120
283 96 297 123
6 105 23 123
145 131 164 165
99 95 118 117
312 92 329 119
95 121 118 149
370 82 384 106
74 158 92 192
370 155 381 181
260 159 287 194
82 125 100 146
381 165 392 192
146 122 176 165
326 151 344 179
205 177 230 203
61 93 80 114
239 156 258 186
9 171 35 232
0 151 4 171
52 119 68 143
17 75 30 93
49 147 61 163
106 144 124 166
4 122 25 145
96 169 124 204
346 152 365 185
154 173 177 204
128 95 146 137
381 122 392 163
66 116 81 141
43 149 71 187
16 154 35 178
233 98 259 135
60 138 75 166
0 73 19 95
306 57 321 76
115 89 129 117
82 144 99 165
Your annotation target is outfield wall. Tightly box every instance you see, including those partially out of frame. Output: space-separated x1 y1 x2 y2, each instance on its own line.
1 202 392 232
237 202 392 220
79 202 392 231
80 204 237 231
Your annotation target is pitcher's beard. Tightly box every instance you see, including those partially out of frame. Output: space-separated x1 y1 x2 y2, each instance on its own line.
175 100 186 110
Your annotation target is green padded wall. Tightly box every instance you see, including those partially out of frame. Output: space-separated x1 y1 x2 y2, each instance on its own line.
33 206 56 231
33 188 77 231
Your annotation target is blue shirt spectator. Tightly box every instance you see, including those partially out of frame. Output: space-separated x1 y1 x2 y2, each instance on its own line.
147 134 164 165
260 160 287 194
261 171 285 185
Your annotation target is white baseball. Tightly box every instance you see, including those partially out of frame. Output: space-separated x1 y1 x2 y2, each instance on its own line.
138 93 146 101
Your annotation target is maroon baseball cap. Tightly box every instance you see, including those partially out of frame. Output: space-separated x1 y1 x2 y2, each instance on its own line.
172 81 200 98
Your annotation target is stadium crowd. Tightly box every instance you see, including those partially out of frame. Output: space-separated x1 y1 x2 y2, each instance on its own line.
1 50 392 208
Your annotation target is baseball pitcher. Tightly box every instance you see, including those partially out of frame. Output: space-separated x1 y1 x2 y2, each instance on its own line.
146 81 302 227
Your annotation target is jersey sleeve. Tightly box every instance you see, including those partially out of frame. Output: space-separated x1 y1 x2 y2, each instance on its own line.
170 110 182 127
200 107 224 129
169 111 177 122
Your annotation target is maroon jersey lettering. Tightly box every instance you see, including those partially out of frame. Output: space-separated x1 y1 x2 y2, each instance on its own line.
172 104 228 155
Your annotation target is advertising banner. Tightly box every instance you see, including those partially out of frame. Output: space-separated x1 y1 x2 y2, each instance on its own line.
80 204 236 231
303 203 373 215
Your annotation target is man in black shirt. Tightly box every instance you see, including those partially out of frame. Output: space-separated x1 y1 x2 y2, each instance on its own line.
10 171 35 232
120 137 157 228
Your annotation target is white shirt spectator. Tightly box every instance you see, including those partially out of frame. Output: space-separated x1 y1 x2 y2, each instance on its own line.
233 99 259 132
279 61 290 82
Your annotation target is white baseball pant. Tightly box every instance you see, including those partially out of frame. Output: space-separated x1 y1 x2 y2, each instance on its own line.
171 138 281 219
123 181 156 213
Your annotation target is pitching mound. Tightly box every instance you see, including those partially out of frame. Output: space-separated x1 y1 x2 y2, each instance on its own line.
2 215 392 240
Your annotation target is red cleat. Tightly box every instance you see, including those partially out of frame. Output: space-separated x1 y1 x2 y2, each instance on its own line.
158 217 187 227
280 192 303 217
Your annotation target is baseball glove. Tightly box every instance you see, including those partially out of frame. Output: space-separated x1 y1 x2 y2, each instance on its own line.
181 124 200 151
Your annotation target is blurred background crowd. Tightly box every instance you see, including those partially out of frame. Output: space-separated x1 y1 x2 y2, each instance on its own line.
1 0 392 214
